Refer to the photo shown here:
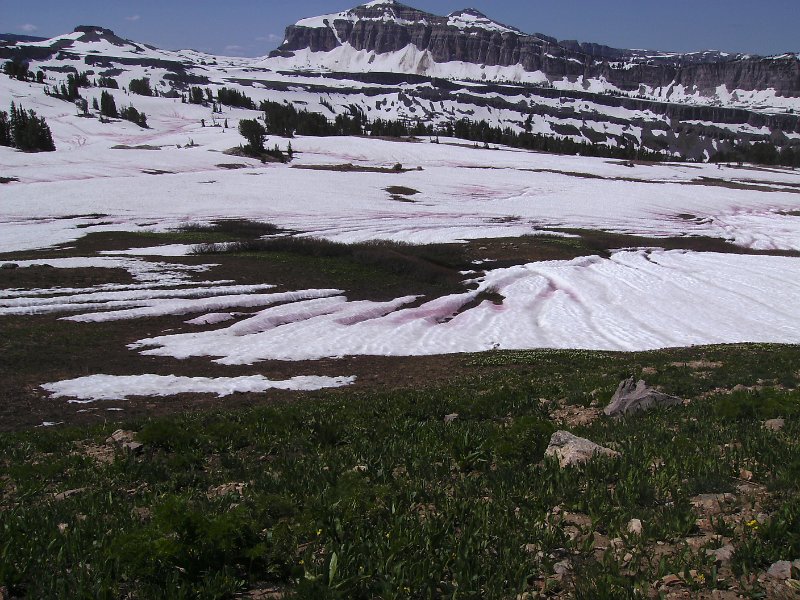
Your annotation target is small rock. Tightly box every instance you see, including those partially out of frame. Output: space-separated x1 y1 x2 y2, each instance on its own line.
764 418 785 432
444 413 459 424
57 522 69 534
660 574 682 587
767 560 793 580
691 493 736 516
545 431 620 468
207 482 246 499
522 543 538 554
707 544 735 564
53 487 86 501
627 518 643 536
352 465 368 473
131 506 151 522
739 468 754 481
604 377 682 418
553 560 571 577
106 429 143 454
623 552 633 563
0 263 19 270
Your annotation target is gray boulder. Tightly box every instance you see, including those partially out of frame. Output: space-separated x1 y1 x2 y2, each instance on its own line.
545 431 619 468
604 378 682 418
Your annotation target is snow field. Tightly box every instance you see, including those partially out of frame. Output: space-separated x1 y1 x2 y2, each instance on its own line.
126 250 800 363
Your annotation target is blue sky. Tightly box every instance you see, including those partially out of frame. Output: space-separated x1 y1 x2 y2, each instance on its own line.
3 0 798 57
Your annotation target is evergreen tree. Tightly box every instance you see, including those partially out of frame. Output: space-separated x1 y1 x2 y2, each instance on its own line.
0 111 10 147
2 103 55 152
119 105 148 128
129 78 153 96
189 87 205 105
100 91 118 118
238 119 266 153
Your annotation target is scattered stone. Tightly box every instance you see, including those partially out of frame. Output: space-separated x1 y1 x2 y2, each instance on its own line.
83 443 116 465
563 512 592 528
627 518 643 536
352 465 368 473
207 482 246 499
767 560 794 580
131 506 151 522
53 488 86 501
707 544 735 564
604 378 683 417
553 560 571 577
623 552 633 563
764 418 785 432
660 574 682 587
0 263 18 270
106 429 143 453
444 413 459 424
545 431 620 468
245 588 285 600
739 468 754 481
690 493 736 516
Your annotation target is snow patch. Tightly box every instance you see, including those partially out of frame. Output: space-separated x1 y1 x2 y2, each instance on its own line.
42 373 357 402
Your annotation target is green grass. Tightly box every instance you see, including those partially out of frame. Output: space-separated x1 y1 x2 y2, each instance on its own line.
1 345 799 598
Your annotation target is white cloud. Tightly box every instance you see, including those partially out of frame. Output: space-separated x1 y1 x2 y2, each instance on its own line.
125 15 141 22
19 24 38 33
256 33 281 43
224 44 246 53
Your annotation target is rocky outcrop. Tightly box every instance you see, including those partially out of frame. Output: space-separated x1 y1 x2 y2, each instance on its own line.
604 378 683 418
275 1 800 97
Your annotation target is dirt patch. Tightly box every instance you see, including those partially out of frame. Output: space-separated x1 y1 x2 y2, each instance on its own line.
216 163 249 170
141 169 175 175
384 186 420 196
111 144 161 151
0 176 19 184
688 176 800 194
0 265 133 289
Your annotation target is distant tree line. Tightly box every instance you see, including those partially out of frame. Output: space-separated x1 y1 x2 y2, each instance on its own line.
3 59 44 83
712 142 800 168
0 102 55 152
260 100 365 137
217 87 256 109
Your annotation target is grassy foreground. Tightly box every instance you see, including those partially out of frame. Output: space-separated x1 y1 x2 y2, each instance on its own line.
1 344 799 599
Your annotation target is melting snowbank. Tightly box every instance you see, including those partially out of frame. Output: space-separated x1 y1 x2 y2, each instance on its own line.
42 374 357 402
129 249 800 362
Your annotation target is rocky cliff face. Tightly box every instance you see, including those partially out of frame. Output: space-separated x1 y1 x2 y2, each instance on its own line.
273 0 799 98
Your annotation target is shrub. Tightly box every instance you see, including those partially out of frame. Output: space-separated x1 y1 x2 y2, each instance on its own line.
714 389 799 420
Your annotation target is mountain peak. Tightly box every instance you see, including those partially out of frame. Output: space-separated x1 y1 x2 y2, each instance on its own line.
446 8 521 34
